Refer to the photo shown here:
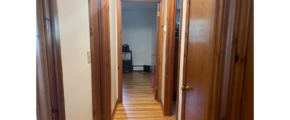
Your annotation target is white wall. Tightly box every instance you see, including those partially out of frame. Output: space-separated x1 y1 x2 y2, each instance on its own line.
109 0 118 114
161 0 168 106
151 7 157 71
176 9 180 23
57 0 93 119
177 0 188 119
122 7 157 70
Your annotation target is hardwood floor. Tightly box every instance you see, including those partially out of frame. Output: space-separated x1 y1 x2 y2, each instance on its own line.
113 72 176 120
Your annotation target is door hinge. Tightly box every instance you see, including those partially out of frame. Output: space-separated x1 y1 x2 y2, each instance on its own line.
157 12 160 16
93 110 95 117
171 63 174 67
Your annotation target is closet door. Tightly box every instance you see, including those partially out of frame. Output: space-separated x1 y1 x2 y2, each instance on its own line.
181 0 217 119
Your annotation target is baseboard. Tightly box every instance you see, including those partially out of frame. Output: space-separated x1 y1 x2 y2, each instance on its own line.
111 99 118 120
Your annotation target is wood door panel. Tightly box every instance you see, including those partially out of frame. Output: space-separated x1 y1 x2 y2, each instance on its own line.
184 0 217 119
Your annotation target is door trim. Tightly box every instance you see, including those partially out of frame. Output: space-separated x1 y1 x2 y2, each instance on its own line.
89 0 112 119
117 0 123 104
88 0 102 119
36 0 66 119
154 3 160 100
157 0 165 103
99 0 112 120
162 0 177 116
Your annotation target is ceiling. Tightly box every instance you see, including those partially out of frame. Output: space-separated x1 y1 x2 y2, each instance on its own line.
122 0 181 10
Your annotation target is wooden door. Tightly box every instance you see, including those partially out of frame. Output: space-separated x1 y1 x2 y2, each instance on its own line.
154 3 160 100
182 0 217 119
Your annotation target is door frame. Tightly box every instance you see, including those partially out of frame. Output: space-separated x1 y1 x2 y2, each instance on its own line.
36 0 66 119
154 3 161 100
116 0 164 104
88 0 102 120
89 0 111 120
117 0 180 117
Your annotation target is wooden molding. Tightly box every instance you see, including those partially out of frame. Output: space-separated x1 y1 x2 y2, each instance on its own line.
157 0 164 103
111 99 119 120
163 0 177 116
117 0 123 104
36 0 53 119
117 0 165 104
48 0 67 118
99 0 112 119
89 0 102 119
35 0 65 120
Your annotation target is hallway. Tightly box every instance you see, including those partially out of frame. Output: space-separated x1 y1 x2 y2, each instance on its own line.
113 72 176 120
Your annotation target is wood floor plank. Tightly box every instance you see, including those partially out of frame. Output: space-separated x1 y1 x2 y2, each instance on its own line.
113 72 176 120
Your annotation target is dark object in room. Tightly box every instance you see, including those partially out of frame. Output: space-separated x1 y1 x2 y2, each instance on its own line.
122 44 130 52
143 65 151 73
122 44 133 73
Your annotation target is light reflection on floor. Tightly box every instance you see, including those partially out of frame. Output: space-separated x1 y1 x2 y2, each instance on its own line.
113 72 176 120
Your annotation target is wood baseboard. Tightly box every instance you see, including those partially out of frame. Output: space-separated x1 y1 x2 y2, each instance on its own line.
111 99 118 120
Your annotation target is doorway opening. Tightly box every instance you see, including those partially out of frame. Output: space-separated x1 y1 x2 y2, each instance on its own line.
115 1 172 119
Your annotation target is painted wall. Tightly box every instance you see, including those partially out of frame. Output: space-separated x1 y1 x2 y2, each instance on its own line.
161 0 168 106
122 7 157 70
57 0 93 119
151 7 157 72
109 0 118 114
176 9 180 23
177 0 188 119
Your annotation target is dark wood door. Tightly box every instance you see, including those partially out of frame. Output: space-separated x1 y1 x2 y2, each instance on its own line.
183 0 217 119
154 3 160 100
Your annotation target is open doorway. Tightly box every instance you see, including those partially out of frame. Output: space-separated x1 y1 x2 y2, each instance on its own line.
121 1 158 106
115 1 170 119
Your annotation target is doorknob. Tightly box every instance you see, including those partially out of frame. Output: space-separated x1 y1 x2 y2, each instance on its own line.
181 85 190 91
